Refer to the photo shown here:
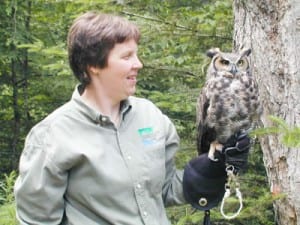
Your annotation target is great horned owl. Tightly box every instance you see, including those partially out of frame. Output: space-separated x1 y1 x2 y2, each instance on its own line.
196 48 262 160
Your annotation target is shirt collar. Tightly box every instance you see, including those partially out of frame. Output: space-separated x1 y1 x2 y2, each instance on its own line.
71 84 132 125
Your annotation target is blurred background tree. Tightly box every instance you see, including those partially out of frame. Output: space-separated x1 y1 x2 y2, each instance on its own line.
234 1 300 224
0 0 275 224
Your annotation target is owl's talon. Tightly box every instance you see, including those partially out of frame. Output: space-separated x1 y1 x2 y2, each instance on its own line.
209 156 219 162
208 152 219 161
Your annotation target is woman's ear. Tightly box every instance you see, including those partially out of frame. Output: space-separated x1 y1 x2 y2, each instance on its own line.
87 65 100 75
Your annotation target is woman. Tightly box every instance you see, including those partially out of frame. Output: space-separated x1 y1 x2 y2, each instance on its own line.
14 11 249 225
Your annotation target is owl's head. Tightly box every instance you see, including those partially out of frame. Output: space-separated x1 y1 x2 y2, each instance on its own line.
206 48 251 77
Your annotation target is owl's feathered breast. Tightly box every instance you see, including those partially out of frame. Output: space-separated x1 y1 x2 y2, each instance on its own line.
196 72 261 154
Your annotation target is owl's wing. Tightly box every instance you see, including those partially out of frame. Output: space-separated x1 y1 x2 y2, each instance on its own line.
196 87 216 155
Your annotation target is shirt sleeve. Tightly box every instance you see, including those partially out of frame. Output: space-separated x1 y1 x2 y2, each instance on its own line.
161 114 186 206
14 126 68 225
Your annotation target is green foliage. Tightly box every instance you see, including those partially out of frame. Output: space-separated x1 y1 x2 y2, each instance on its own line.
252 115 300 148
0 171 17 225
0 203 17 225
0 171 17 204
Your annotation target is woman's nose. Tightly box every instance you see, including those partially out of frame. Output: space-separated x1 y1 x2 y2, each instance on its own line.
133 56 143 69
134 57 143 69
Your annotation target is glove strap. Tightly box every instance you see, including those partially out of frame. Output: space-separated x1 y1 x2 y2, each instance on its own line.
203 210 211 225
220 165 243 220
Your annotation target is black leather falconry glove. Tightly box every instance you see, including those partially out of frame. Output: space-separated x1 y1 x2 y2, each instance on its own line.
182 131 251 210
222 131 251 174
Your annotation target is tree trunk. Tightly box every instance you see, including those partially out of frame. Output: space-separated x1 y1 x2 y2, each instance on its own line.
10 4 20 171
11 58 20 170
233 0 300 224
23 0 32 131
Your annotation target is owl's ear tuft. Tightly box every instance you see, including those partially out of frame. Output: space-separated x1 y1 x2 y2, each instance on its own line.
206 48 221 58
240 48 251 57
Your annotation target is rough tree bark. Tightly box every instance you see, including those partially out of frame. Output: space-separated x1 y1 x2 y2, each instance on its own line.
233 0 300 224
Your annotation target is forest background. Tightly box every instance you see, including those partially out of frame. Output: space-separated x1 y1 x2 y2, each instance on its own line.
0 0 275 224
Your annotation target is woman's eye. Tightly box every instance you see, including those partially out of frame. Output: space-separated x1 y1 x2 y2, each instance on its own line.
122 52 133 60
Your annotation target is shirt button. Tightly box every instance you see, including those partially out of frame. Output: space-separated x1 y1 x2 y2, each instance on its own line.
127 155 132 160
136 183 141 189
143 211 148 217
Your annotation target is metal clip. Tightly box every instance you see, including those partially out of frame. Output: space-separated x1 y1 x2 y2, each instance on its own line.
220 165 243 220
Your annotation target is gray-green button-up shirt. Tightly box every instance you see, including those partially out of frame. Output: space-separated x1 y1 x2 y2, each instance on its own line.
14 86 186 225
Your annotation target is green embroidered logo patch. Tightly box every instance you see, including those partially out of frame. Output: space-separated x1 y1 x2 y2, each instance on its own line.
138 127 155 145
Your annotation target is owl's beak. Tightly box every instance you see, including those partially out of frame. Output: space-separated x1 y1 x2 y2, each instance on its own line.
229 64 237 75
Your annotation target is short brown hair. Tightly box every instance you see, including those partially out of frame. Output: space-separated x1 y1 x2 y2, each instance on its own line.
67 12 140 86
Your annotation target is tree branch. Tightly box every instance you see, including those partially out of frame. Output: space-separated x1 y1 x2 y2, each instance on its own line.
143 64 197 77
121 11 232 40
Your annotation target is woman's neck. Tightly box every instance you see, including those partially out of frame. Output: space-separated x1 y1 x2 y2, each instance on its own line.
81 84 121 126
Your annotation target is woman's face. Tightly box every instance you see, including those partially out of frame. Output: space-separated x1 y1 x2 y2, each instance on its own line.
92 39 143 102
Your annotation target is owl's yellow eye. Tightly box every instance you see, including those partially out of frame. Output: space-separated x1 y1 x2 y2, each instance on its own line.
220 59 229 65
237 59 244 66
